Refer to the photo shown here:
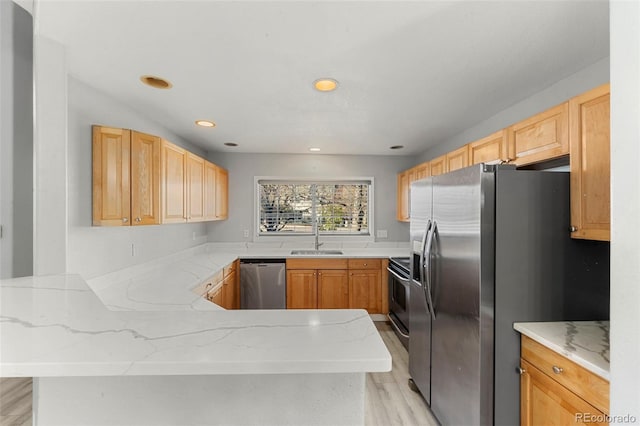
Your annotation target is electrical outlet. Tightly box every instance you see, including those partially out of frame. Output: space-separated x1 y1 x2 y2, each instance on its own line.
243 229 250 238
376 230 388 239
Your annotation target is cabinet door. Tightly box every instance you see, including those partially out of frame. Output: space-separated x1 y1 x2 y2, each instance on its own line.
469 130 508 165
92 126 131 226
215 166 229 220
520 360 607 426
446 145 469 172
161 140 187 223
430 154 447 176
286 270 317 309
349 270 382 313
223 270 237 310
317 270 349 309
396 171 409 222
186 153 205 222
131 131 161 225
508 102 569 166
414 162 430 180
204 161 217 221
569 84 610 241
208 286 224 307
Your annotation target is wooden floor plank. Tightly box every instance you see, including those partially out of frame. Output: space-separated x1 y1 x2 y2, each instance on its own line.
366 322 438 426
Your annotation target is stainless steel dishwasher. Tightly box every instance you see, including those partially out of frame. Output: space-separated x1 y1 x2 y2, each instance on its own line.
240 259 286 309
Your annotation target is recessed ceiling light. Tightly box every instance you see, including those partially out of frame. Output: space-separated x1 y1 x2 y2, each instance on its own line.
224 142 238 147
309 147 321 152
313 78 338 92
390 145 404 150
195 120 216 128
140 75 172 89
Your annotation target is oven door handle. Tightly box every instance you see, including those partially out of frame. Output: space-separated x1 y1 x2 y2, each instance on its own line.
387 267 410 284
387 314 410 339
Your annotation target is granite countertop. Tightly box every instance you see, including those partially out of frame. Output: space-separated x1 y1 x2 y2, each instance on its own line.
0 243 403 378
514 321 609 380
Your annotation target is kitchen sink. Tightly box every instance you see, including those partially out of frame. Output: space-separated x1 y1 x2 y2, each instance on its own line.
290 250 344 256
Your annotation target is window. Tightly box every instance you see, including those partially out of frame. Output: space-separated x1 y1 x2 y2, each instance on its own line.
257 179 372 237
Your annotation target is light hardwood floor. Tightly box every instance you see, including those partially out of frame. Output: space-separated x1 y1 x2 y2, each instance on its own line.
0 322 436 426
366 322 439 426
0 378 31 426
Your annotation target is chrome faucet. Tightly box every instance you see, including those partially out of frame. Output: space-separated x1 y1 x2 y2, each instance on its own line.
314 219 324 250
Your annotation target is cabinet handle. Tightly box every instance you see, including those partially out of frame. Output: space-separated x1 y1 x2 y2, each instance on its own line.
135 217 141 223
122 217 128 223
516 367 526 375
569 226 578 233
552 366 563 374
363 263 367 267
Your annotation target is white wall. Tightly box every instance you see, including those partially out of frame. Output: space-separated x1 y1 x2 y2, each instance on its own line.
33 34 67 276
0 0 33 278
610 1 640 422
206 153 413 243
416 57 610 163
66 77 209 279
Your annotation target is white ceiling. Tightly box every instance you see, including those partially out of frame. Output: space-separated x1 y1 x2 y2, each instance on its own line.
35 0 609 156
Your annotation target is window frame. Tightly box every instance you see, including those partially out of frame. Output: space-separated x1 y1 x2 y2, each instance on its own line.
254 176 375 242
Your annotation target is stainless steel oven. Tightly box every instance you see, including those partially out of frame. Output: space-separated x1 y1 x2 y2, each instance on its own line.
388 257 410 349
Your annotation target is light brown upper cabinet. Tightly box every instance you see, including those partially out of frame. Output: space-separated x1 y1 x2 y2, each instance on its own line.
414 162 430 180
469 130 508 165
204 161 217 221
215 166 229 220
430 154 447 176
446 145 470 172
161 140 188 223
186 152 206 222
93 125 228 226
130 131 161 225
397 170 410 222
93 126 131 226
569 84 610 241
507 102 569 166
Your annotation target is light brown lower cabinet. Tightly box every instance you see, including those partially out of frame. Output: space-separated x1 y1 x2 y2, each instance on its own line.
520 336 609 426
205 261 239 309
286 269 318 309
286 258 383 312
317 270 350 309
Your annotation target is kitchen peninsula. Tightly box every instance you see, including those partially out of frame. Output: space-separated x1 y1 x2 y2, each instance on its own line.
0 244 401 425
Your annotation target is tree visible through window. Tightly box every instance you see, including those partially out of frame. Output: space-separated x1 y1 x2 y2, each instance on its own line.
258 180 370 235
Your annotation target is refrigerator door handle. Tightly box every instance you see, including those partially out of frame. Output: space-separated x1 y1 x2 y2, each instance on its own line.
423 221 437 320
419 220 432 289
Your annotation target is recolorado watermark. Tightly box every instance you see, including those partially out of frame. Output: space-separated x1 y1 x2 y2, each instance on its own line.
576 413 637 423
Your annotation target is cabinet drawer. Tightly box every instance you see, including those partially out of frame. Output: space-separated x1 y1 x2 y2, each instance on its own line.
223 261 237 277
286 258 348 270
347 258 381 270
521 336 609 414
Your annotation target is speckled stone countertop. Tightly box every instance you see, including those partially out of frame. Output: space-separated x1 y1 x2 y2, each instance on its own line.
514 321 609 380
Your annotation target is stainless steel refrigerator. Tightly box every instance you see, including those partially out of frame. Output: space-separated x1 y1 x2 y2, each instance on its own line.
408 164 609 425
